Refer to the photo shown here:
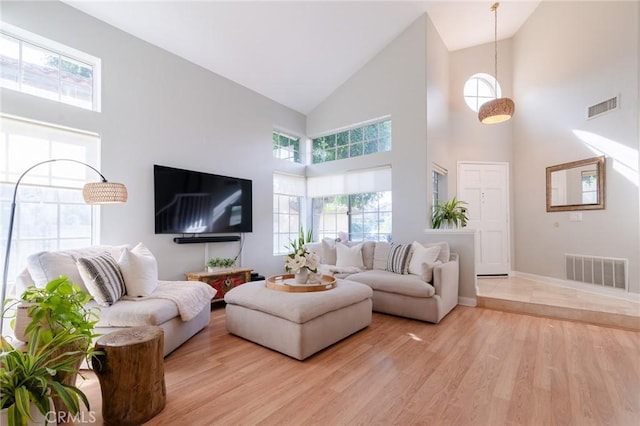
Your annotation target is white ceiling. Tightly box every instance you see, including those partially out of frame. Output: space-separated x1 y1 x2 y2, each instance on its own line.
63 0 541 114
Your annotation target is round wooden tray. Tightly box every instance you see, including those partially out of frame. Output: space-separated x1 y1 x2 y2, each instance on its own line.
266 274 336 292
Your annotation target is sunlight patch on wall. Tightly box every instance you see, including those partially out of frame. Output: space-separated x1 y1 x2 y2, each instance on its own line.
572 130 639 187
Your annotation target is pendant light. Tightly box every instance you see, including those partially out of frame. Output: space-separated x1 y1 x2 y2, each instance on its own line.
478 2 515 124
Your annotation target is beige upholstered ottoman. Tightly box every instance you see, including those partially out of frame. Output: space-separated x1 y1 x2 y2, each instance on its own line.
224 279 373 360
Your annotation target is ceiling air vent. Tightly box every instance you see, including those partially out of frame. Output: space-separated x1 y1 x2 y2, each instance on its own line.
587 96 618 119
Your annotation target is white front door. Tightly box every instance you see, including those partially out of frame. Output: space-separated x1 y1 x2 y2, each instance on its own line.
458 162 510 275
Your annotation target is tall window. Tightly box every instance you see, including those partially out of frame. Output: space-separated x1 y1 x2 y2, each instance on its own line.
272 131 300 163
273 173 305 255
432 164 448 210
0 115 100 287
312 119 391 164
0 23 101 111
312 192 391 242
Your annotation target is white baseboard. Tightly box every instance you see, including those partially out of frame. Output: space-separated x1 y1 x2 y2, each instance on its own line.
512 271 640 303
458 296 476 307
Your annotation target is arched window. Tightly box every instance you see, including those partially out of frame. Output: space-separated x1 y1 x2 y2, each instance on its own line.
463 73 502 112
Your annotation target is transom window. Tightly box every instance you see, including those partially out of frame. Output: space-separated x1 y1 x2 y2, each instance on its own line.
463 73 501 112
0 23 101 111
272 131 300 163
312 119 391 164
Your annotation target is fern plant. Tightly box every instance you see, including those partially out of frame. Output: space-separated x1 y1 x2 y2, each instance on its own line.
0 328 91 426
432 197 469 229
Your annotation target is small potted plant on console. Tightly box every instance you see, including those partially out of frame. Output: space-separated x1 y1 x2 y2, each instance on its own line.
206 257 236 272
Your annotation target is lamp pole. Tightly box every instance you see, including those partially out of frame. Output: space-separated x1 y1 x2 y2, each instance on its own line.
1 159 124 332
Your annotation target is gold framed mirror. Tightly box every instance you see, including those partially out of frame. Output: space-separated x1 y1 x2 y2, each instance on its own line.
546 156 605 212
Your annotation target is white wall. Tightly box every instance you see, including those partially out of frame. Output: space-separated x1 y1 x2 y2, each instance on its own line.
307 14 451 242
425 12 451 211
1 1 306 280
512 1 639 291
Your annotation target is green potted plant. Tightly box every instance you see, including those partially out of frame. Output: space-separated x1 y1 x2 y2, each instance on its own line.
432 197 469 229
0 328 91 426
13 276 98 345
206 257 236 272
5 276 99 420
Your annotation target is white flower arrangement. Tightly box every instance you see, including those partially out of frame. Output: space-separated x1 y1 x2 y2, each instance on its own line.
283 227 319 274
284 247 320 274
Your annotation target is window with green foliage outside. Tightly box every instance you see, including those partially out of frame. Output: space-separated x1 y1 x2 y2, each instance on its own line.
312 120 391 164
273 131 301 163
312 191 391 242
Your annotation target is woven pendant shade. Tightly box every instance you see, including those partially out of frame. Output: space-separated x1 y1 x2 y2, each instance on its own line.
479 2 515 124
478 97 515 124
83 182 128 204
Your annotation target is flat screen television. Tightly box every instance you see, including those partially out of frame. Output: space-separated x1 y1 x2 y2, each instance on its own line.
154 165 252 234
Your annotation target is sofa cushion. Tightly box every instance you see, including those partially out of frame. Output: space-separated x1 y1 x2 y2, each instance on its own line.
425 241 450 264
77 252 126 307
346 270 435 298
360 241 375 270
321 238 338 265
386 243 412 274
373 242 391 270
336 242 365 268
91 298 179 327
420 260 442 283
26 245 128 293
408 242 440 276
118 242 158 297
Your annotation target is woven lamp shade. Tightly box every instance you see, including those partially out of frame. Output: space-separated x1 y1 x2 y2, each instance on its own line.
478 97 515 124
82 182 128 204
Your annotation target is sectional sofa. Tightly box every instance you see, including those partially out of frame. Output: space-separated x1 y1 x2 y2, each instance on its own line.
305 240 459 323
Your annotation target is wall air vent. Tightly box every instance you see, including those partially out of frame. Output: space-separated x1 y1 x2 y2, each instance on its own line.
565 253 627 291
587 96 618 119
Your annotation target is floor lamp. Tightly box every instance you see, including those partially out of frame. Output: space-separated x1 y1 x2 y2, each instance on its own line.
0 159 128 332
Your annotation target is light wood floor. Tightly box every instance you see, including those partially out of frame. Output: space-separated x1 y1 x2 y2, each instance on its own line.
477 276 640 330
73 305 640 426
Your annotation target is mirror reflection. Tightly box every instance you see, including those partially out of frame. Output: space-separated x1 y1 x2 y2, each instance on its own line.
546 156 605 212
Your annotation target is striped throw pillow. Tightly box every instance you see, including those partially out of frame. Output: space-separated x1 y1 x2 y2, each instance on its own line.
386 243 412 274
77 252 126 306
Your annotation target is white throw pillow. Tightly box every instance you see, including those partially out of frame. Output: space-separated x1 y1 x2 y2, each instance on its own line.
408 242 441 276
335 242 365 269
118 243 158 297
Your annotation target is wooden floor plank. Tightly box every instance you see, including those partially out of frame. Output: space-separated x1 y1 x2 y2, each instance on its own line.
70 305 639 426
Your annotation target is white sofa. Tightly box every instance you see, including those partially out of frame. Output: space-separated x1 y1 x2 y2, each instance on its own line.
14 245 214 356
305 240 459 323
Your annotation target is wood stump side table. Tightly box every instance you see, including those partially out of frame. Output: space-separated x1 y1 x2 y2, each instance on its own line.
93 326 166 426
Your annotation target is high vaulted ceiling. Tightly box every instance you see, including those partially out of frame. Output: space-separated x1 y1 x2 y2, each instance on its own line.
64 0 541 114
